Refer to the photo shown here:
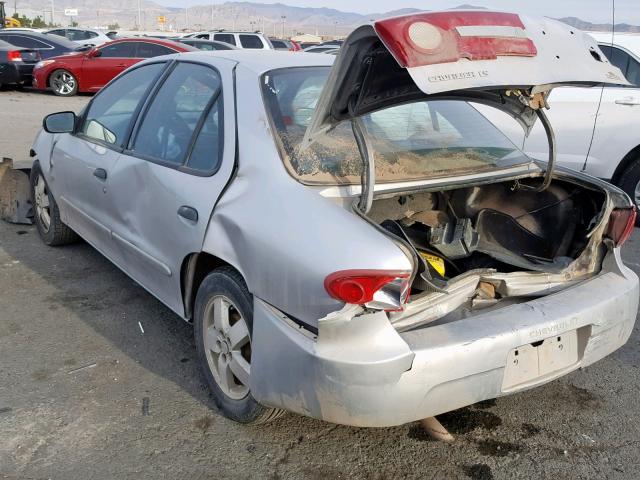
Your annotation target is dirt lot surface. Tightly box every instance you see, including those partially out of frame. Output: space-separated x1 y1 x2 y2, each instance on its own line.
0 86 90 168
1 87 640 480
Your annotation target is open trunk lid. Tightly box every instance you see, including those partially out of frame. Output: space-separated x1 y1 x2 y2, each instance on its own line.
303 10 628 148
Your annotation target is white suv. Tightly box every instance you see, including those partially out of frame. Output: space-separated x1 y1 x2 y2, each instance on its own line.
483 32 640 208
187 31 273 50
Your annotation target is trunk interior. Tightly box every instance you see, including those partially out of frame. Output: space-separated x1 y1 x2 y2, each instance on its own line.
366 177 609 331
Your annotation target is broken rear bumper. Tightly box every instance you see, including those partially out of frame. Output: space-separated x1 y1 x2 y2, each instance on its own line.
250 249 638 427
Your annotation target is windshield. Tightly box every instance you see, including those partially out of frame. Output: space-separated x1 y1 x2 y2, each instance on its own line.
262 67 531 185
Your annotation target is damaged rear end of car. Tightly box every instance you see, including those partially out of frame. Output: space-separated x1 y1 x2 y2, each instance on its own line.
247 10 639 427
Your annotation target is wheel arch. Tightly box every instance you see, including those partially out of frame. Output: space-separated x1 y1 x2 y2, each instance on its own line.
180 251 240 321
610 143 640 186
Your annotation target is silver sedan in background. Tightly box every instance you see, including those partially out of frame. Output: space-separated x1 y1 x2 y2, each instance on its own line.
30 11 639 428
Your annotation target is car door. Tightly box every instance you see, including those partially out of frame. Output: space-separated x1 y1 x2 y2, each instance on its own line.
82 41 139 90
582 43 640 179
102 58 237 316
50 62 168 259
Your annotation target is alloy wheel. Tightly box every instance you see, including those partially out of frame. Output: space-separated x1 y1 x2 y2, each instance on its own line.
634 180 640 209
51 71 76 95
34 174 51 233
203 295 252 400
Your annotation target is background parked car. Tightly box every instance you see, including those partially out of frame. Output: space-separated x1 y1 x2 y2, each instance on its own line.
0 30 78 59
0 38 40 87
175 38 238 51
187 31 273 49
45 28 111 47
303 45 340 54
482 31 640 210
269 38 300 51
31 38 195 96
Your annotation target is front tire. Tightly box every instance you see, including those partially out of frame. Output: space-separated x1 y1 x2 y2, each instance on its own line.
194 267 285 424
49 69 78 96
30 163 78 246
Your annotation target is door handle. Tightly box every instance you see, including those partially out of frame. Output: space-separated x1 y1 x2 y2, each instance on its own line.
615 97 640 106
178 206 198 223
93 168 107 180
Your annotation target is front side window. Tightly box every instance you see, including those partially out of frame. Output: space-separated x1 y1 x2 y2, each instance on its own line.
239 34 263 49
99 42 136 58
136 42 175 58
80 63 165 146
262 67 527 185
131 63 222 167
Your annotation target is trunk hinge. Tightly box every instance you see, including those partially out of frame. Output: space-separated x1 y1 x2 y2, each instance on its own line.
508 90 556 192
351 115 375 214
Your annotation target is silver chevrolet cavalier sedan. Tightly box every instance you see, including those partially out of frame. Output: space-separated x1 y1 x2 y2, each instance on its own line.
31 11 639 427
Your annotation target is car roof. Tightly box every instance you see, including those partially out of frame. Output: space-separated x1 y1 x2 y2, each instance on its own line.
175 49 334 73
0 30 77 47
590 32 640 56
108 37 196 51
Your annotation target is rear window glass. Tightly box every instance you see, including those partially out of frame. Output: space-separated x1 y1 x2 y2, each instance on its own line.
262 67 528 185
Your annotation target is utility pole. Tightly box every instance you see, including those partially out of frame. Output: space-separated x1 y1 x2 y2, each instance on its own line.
51 0 54 25
210 1 214 29
185 7 189 31
136 0 141 29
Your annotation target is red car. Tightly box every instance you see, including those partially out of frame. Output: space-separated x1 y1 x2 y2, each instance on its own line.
32 38 196 96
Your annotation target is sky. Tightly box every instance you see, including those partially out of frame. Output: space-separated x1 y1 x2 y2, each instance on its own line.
157 0 640 25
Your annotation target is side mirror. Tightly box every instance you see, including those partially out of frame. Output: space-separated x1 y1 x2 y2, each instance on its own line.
43 111 77 134
86 48 101 58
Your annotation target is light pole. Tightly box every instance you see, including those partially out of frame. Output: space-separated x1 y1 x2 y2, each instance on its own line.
210 1 214 29
51 0 54 25
280 15 286 38
136 0 141 29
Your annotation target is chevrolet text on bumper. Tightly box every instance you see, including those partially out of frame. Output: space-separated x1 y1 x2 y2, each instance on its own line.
31 9 637 427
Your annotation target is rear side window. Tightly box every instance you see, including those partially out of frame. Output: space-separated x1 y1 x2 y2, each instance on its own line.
214 33 236 46
131 63 222 168
271 40 286 49
80 63 165 146
187 99 223 172
67 30 92 41
239 34 263 49
99 42 136 57
3 34 52 49
195 33 211 39
136 42 175 58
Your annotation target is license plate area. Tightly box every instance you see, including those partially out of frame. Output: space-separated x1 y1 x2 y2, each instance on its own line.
502 329 582 391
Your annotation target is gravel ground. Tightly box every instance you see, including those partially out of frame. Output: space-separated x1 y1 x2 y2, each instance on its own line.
1 86 640 480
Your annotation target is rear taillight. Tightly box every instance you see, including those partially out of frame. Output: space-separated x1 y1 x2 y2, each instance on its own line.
7 51 22 62
607 207 636 247
325 270 411 311
374 11 537 68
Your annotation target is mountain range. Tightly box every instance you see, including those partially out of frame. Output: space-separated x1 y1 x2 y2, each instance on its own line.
11 1 640 36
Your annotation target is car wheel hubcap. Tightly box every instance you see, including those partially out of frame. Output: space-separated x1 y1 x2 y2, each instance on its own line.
34 174 51 232
52 72 75 95
204 295 251 400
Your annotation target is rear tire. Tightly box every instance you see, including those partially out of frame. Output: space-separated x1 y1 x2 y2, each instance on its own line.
616 157 640 224
30 163 78 246
194 266 286 424
49 69 78 97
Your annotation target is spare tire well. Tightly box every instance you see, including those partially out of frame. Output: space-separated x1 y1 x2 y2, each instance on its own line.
181 252 235 321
